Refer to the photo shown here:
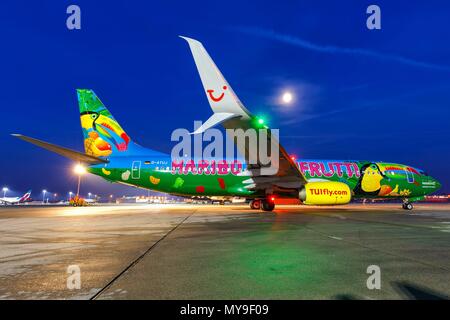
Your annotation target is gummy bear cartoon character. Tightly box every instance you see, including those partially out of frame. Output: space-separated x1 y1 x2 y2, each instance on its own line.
150 176 161 185
121 170 131 181
172 177 185 189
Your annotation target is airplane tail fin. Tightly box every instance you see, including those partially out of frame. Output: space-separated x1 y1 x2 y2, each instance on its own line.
13 90 164 163
18 190 31 202
77 89 140 157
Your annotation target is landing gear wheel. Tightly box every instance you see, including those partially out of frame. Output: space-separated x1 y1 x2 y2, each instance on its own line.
250 200 261 210
402 202 413 210
261 200 275 212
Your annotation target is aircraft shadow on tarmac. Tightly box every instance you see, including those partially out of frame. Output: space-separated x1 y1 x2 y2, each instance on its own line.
334 282 448 300
392 281 448 300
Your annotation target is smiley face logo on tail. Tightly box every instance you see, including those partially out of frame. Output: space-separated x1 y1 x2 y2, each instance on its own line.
206 86 227 102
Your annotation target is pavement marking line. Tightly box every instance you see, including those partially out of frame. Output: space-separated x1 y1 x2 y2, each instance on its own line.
303 211 434 231
302 216 450 273
332 214 347 220
90 211 195 300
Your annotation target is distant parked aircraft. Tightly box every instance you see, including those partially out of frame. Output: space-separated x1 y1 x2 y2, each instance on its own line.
0 190 32 205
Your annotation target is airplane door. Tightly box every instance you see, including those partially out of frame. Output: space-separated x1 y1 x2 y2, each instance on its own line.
405 169 414 183
131 161 141 179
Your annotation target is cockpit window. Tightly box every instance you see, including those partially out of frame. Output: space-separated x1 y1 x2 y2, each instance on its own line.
418 170 428 176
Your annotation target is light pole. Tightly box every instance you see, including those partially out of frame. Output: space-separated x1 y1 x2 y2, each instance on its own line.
88 192 92 199
42 189 47 204
68 191 73 201
74 164 86 197
2 187 8 198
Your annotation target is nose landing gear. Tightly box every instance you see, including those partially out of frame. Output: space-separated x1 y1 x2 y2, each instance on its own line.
402 200 413 210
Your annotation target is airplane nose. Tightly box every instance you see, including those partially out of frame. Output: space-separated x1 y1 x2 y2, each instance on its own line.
435 179 442 191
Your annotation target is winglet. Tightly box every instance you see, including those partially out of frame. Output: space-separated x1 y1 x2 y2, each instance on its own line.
180 36 252 119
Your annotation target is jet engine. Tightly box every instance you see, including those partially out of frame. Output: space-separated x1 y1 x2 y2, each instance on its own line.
299 182 351 205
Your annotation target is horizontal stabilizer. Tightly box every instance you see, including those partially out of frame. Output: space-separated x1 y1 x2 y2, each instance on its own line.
12 134 108 165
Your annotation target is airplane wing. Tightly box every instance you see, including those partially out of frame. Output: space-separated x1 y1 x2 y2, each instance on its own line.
12 134 108 165
181 37 307 195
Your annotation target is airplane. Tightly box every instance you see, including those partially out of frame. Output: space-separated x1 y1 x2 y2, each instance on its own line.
0 190 32 205
12 37 441 211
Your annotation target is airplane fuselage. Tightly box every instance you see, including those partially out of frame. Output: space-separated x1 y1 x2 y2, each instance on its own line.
88 155 441 200
0 197 22 205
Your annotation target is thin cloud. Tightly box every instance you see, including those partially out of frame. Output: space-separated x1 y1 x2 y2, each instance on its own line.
234 26 450 72
279 104 371 126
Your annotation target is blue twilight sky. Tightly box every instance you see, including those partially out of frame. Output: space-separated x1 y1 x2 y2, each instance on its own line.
1 0 449 198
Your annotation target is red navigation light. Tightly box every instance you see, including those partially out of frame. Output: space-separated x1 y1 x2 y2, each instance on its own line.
290 155 296 161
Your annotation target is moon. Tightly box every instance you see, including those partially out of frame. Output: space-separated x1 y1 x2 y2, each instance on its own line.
282 91 293 104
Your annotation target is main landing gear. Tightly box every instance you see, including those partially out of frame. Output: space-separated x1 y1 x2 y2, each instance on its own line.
250 199 261 210
249 198 275 212
402 200 413 210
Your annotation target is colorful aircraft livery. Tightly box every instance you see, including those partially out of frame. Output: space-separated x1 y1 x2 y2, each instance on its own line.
78 89 132 157
298 161 360 178
13 37 441 211
88 156 435 199
170 160 359 177
172 160 243 175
